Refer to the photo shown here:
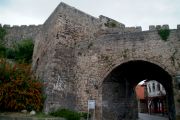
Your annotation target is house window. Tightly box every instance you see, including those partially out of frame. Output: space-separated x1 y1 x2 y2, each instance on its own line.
157 83 160 91
149 85 151 93
152 83 155 92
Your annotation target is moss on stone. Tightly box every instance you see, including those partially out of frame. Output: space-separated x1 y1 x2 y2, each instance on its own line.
104 20 117 28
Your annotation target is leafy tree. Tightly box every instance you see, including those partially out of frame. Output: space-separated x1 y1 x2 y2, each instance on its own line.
0 26 6 42
0 60 45 111
13 39 34 63
0 27 7 57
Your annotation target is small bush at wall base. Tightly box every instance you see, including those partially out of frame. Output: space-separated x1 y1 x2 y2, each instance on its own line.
158 29 170 41
79 112 89 119
50 108 89 120
50 108 81 120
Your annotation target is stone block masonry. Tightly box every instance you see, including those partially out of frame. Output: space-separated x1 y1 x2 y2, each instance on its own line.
1 2 180 120
0 24 42 47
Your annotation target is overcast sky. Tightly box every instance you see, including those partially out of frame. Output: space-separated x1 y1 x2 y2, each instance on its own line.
0 0 179 30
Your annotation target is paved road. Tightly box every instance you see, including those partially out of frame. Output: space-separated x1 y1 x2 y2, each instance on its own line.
139 113 168 120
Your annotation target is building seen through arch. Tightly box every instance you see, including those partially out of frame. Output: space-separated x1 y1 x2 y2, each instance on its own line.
136 80 168 116
101 60 174 120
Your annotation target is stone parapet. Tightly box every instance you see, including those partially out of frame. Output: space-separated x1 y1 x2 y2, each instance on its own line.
162 24 169 29
3 24 11 28
177 25 180 29
0 23 42 47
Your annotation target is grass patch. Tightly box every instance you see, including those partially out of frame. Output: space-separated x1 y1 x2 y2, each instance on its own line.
35 112 53 118
50 108 89 120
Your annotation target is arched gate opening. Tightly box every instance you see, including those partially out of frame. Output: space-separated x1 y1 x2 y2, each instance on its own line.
102 60 175 120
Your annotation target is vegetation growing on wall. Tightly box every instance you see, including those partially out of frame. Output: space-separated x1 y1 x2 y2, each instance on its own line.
158 29 170 41
0 60 45 112
0 27 7 57
0 26 6 41
0 29 44 112
0 39 34 63
104 20 117 28
0 26 33 63
13 39 34 63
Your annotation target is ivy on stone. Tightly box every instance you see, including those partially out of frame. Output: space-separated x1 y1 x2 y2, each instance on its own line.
158 29 170 41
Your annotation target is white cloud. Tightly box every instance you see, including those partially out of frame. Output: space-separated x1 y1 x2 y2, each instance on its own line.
0 0 179 30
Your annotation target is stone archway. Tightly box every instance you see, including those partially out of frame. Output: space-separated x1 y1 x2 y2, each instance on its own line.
101 60 175 120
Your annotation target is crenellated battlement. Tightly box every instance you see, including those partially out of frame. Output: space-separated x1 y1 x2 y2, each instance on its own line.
123 24 180 32
0 23 42 47
99 15 179 34
149 24 180 31
0 24 42 29
1 1 180 49
124 26 142 32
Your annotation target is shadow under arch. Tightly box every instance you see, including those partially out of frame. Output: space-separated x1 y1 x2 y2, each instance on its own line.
101 60 175 120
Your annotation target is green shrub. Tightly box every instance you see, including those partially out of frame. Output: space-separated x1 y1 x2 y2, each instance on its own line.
0 27 6 54
79 112 89 119
0 45 6 58
158 29 170 41
50 108 81 120
104 20 117 28
50 108 89 120
0 27 6 41
6 48 16 59
13 39 34 63
0 60 45 112
0 38 34 63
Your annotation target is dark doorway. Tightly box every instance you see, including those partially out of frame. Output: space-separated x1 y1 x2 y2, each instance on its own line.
102 60 175 120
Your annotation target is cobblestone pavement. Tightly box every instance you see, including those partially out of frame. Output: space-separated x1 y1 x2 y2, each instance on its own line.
138 113 168 120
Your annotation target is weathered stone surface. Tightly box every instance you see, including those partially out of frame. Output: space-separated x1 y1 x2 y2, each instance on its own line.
177 24 180 29
99 15 125 28
149 25 156 31
162 24 169 29
2 2 180 120
31 2 180 120
3 25 42 47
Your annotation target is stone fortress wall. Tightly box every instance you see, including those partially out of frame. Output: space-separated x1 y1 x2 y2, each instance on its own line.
0 24 42 47
30 3 180 120
1 15 180 48
1 2 180 120
2 12 180 48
